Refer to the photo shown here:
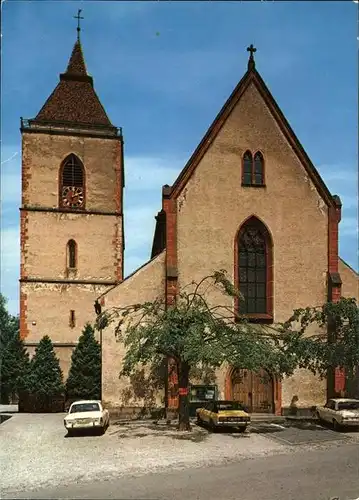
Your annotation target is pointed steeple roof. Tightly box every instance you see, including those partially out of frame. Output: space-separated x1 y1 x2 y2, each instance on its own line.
33 38 113 128
65 39 88 76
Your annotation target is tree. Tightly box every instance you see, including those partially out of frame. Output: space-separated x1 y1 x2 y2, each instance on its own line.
0 332 30 404
0 294 22 403
280 297 359 397
0 294 19 349
66 323 101 401
97 271 295 431
25 335 64 397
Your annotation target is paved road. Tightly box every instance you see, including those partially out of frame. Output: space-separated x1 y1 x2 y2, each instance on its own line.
5 441 359 500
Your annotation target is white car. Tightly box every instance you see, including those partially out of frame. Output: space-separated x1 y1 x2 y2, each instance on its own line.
316 398 359 431
64 400 110 436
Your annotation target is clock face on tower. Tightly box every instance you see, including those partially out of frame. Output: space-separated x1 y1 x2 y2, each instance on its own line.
62 186 84 208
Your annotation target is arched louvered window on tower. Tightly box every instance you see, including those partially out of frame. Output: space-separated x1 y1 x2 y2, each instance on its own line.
67 239 77 270
59 154 85 209
236 217 273 320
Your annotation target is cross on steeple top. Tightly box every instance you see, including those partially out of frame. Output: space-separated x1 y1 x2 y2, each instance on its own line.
247 44 257 70
74 9 84 41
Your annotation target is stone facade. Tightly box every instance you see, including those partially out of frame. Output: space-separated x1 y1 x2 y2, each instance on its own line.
21 35 358 412
102 252 166 413
339 258 359 301
101 57 358 414
20 38 123 380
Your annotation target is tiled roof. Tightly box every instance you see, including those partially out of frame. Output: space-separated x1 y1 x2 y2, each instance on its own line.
34 39 113 127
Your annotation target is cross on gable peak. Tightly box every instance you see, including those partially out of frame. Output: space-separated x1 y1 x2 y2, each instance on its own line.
246 44 257 71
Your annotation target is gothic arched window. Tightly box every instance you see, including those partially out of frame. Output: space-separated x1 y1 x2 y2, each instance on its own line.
67 239 77 269
236 217 273 319
242 150 265 187
253 152 264 185
59 154 85 209
242 151 253 186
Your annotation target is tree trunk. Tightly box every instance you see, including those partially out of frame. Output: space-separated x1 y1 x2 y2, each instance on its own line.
178 361 191 431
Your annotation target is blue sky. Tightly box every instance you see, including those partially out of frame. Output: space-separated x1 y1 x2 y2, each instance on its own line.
1 1 358 315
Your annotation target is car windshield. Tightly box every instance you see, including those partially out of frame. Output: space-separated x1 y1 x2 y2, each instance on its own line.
337 401 359 411
70 403 100 413
215 402 244 411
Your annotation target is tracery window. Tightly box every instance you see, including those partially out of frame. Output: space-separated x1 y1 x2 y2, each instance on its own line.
236 217 273 318
242 151 264 186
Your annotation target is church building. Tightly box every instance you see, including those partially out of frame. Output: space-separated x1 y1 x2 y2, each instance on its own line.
19 30 358 415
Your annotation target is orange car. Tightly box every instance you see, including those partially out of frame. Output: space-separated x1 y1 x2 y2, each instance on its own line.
196 400 250 432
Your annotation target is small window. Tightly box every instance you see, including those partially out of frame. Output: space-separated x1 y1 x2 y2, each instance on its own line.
67 240 77 269
242 150 265 186
69 310 76 328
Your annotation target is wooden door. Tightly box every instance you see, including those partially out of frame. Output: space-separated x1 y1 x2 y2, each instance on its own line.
231 368 273 413
231 369 252 409
251 369 273 413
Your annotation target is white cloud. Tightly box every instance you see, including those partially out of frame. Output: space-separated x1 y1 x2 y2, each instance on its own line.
339 217 359 238
1 226 20 273
125 156 183 191
124 205 157 254
1 146 21 204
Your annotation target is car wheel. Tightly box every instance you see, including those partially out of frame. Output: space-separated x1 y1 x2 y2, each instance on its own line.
316 411 321 421
237 426 247 433
196 414 202 426
333 419 341 432
67 429 74 437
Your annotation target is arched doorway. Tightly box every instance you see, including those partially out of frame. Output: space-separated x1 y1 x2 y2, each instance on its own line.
230 368 274 413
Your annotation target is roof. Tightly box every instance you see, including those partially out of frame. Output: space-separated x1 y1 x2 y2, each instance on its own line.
167 58 337 208
339 257 359 277
33 39 113 128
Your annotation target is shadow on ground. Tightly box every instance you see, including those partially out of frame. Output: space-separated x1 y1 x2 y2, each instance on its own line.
0 415 12 425
107 418 357 444
109 420 210 442
64 425 109 438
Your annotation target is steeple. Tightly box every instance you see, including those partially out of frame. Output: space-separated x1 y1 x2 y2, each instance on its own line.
63 39 89 78
33 15 113 128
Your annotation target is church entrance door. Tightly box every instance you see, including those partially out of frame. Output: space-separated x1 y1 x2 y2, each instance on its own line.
231 368 273 413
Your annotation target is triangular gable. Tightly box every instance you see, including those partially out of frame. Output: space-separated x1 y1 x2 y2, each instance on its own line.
168 65 335 207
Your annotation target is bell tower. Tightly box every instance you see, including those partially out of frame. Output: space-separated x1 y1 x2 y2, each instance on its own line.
19 23 124 378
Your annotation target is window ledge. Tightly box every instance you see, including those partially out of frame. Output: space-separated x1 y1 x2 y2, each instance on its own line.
241 183 266 188
237 313 273 324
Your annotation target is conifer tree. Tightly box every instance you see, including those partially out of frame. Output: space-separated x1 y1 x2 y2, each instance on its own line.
0 332 30 404
26 335 64 396
66 323 101 401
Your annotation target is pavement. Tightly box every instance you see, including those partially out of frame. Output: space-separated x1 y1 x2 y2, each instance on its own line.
1 410 358 499
4 441 359 500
